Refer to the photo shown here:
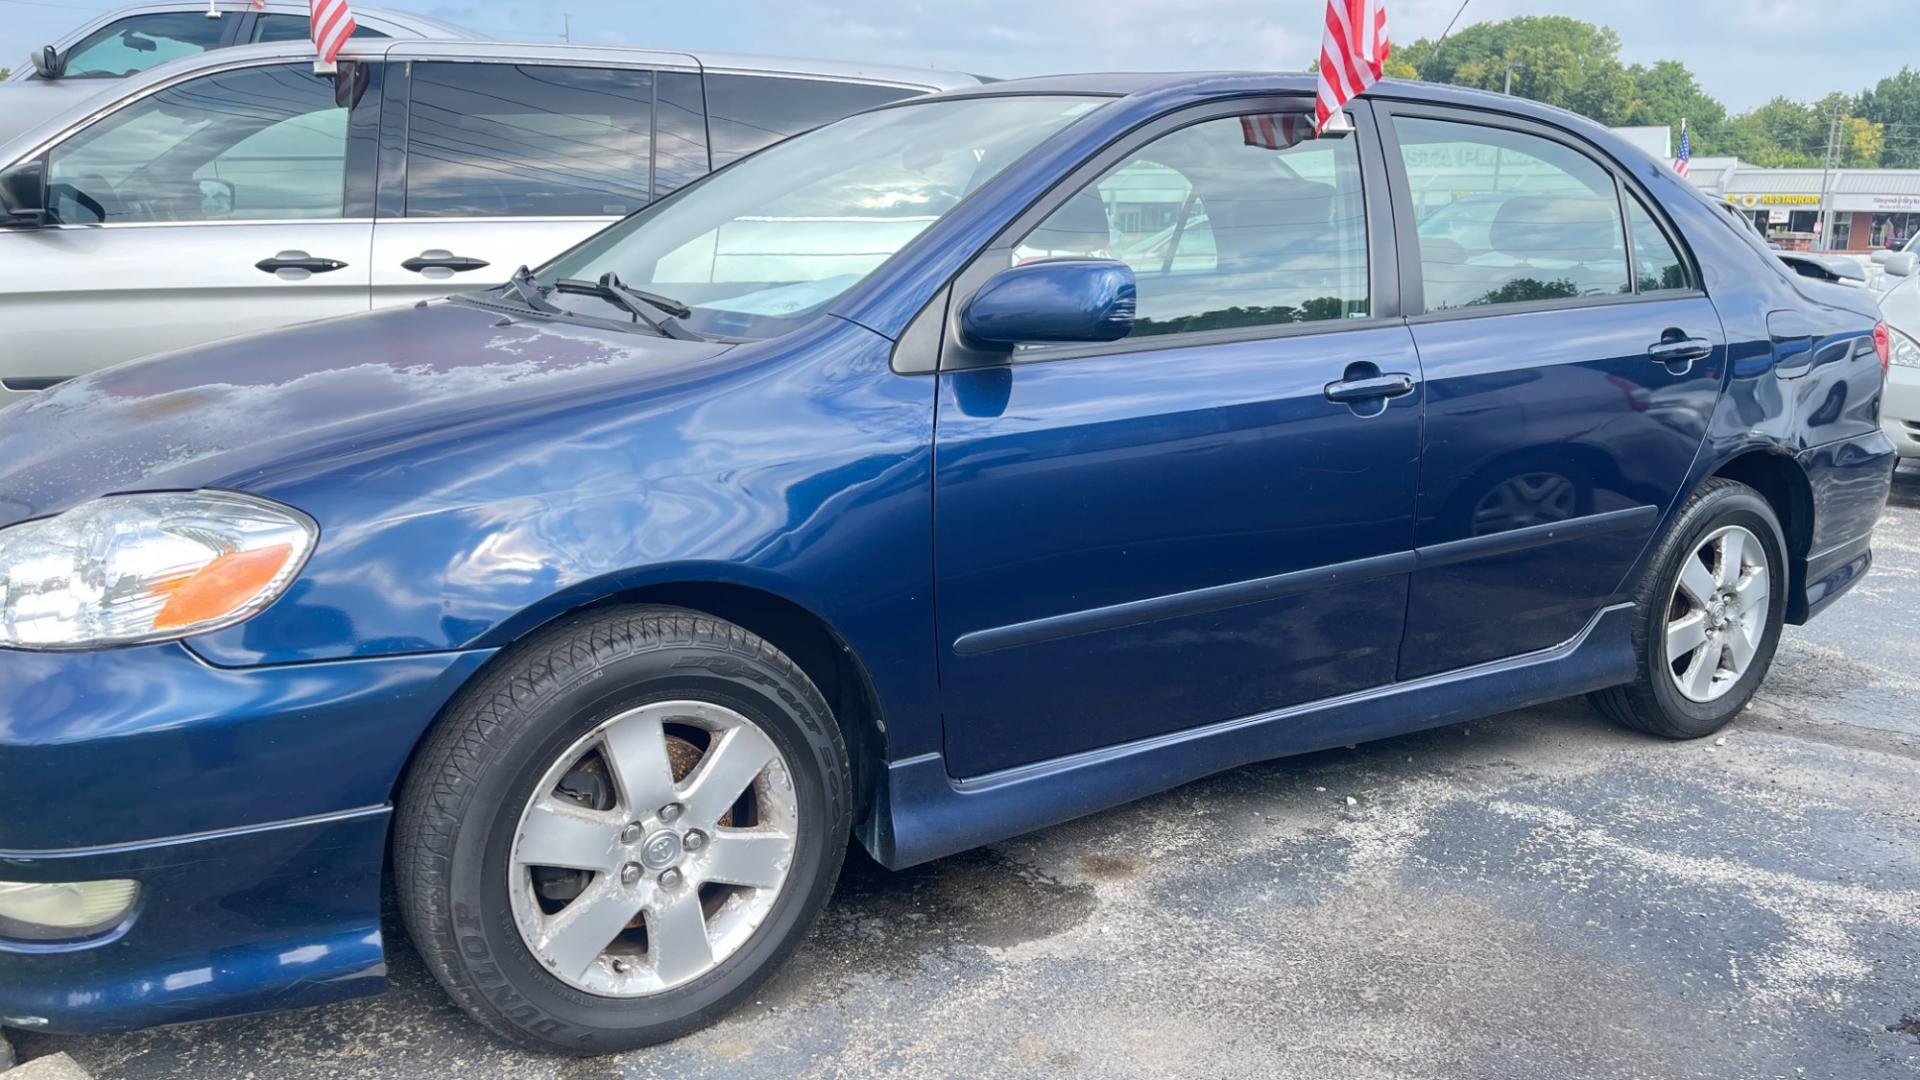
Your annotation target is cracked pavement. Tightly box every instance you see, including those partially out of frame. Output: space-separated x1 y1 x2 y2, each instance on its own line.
14 464 1920 1079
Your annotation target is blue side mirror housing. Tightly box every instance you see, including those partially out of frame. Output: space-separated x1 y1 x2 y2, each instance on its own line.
959 259 1136 349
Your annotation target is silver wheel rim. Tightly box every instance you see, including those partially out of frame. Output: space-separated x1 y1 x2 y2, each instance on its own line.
1665 524 1771 704
508 700 799 997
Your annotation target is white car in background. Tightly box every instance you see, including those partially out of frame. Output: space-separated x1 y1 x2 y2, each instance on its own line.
0 2 470 144
0 39 979 401
1876 249 1920 458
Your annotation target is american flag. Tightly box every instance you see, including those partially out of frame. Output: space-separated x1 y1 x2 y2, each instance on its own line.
1673 119 1692 179
309 0 357 65
1316 0 1391 133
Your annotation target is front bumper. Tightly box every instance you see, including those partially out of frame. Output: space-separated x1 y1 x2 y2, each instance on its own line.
0 642 492 1033
1882 364 1920 458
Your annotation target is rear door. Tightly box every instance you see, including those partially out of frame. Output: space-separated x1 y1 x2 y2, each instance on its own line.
0 60 378 392
369 56 703 305
1377 104 1725 678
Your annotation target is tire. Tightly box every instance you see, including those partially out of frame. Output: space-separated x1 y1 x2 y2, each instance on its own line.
1590 478 1789 739
394 605 851 1055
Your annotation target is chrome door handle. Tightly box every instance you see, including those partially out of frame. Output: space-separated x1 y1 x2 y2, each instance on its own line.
256 250 348 275
401 250 492 274
1648 336 1713 364
1324 373 1415 403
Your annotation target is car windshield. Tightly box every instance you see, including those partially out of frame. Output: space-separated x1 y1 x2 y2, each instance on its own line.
532 94 1104 339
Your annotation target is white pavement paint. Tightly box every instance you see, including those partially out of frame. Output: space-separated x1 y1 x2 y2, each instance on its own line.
4 1053 90 1079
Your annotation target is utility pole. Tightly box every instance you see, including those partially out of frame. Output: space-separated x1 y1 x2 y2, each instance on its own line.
1817 103 1842 251
563 13 572 43
1503 60 1520 96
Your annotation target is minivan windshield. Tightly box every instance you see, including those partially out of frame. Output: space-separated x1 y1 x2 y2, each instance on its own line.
532 94 1103 339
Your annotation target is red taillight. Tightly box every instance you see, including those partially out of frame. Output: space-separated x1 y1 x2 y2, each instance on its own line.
1875 321 1892 372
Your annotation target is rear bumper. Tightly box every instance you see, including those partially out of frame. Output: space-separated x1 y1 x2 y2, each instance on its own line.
1792 429 1898 622
0 641 493 1033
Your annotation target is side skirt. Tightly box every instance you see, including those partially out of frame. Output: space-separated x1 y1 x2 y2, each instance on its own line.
866 602 1637 869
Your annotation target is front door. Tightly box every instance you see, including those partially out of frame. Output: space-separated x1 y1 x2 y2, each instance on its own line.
368 59 698 307
933 103 1424 779
1380 106 1725 678
0 61 376 396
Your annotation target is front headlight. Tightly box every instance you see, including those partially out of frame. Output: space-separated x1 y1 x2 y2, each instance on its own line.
0 491 315 650
1892 328 1920 369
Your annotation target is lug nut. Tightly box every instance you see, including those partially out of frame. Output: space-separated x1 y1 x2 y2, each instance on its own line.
683 830 707 852
620 822 643 844
659 868 684 888
658 802 684 824
621 863 642 887
612 958 633 974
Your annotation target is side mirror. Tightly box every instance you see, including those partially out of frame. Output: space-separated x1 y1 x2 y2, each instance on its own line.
1871 250 1891 265
197 177 235 217
1888 253 1918 278
0 160 48 227
959 259 1136 349
29 45 64 79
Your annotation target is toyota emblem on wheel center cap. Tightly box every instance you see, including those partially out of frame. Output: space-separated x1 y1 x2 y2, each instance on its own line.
640 830 684 871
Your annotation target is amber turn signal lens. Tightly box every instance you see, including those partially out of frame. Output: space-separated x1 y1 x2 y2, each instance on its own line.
152 544 296 630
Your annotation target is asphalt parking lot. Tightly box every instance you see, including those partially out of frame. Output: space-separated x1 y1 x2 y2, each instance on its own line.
13 463 1920 1080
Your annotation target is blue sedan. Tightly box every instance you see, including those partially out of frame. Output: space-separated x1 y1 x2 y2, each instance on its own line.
0 73 1897 1052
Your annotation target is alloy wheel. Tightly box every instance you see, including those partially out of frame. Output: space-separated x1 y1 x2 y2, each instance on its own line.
508 700 799 997
1664 524 1770 704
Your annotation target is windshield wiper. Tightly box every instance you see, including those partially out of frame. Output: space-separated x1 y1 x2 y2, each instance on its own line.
480 264 561 314
553 273 704 340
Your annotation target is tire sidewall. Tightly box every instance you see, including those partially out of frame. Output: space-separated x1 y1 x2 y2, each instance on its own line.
1644 488 1789 733
439 639 846 1053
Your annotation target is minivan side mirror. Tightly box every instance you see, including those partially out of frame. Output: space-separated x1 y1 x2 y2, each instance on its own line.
959 259 1137 349
1887 252 1918 278
29 45 65 80
0 160 50 227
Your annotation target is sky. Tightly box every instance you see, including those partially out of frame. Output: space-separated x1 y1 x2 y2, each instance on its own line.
0 0 1900 114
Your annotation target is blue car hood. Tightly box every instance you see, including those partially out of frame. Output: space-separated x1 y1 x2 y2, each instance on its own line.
0 301 734 528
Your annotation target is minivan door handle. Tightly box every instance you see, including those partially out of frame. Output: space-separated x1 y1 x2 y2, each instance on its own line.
401 250 492 274
255 251 348 276
1648 336 1713 364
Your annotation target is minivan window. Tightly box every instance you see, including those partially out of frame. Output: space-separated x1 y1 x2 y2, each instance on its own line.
253 15 388 43
62 13 228 78
405 63 654 218
1013 111 1369 341
704 74 920 169
47 64 347 223
1396 116 1629 311
539 95 1098 340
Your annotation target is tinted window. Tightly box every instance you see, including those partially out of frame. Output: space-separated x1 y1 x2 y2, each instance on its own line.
1014 111 1370 340
1627 196 1690 292
705 74 916 168
655 70 709 197
406 63 652 218
48 64 345 223
253 15 388 42
62 13 227 78
1397 117 1628 310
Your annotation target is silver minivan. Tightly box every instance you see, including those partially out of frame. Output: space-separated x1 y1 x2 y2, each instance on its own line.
0 40 979 401
0 2 471 143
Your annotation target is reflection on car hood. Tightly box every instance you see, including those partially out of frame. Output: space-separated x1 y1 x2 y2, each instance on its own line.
0 301 734 527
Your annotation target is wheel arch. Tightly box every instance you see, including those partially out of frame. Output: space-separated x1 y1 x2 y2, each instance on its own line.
389 576 895 853
1704 447 1817 622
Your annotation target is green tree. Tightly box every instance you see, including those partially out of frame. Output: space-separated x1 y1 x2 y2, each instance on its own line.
1394 16 1637 124
1858 67 1920 168
1622 60 1728 150
0 68 9 81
